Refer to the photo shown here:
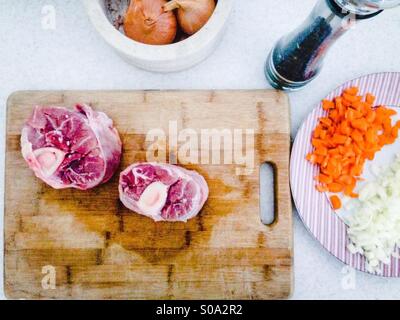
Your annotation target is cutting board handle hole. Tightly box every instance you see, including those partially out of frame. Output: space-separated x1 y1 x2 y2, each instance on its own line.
260 162 277 225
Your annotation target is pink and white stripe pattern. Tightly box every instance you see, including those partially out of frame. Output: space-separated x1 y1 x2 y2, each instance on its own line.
291 72 400 277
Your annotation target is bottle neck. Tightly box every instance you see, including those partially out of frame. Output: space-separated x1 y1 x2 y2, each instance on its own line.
329 0 383 19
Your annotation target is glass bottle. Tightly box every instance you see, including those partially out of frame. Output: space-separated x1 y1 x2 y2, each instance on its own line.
265 0 400 91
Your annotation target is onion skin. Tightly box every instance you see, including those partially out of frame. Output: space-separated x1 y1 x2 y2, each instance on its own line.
124 0 177 45
164 0 216 35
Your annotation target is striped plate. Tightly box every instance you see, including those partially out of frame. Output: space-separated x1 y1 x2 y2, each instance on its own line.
291 72 400 277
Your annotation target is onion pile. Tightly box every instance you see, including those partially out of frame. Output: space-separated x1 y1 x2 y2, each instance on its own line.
106 0 216 45
346 154 400 273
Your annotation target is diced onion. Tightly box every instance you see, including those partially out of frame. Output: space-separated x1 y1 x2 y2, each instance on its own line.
347 154 400 273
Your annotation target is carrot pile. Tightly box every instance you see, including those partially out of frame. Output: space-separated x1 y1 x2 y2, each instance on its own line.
306 86 400 210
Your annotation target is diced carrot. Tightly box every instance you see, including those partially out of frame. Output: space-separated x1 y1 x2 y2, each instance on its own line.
316 184 328 192
337 175 354 186
328 156 337 166
392 126 399 139
328 182 344 193
341 160 351 168
345 109 354 121
351 118 368 132
363 103 372 116
383 118 392 135
365 110 376 123
343 148 355 158
341 166 350 175
321 156 329 168
306 88 399 210
316 155 325 164
375 107 388 124
373 123 383 132
385 109 397 116
322 99 335 110
344 137 352 147
354 164 364 176
312 138 326 148
332 168 342 180
330 195 342 210
343 92 358 103
342 99 352 108
313 126 321 138
306 153 316 163
329 109 339 122
337 104 345 118
353 143 362 155
332 134 348 145
340 121 351 135
335 96 343 107
318 174 333 184
344 87 359 96
366 128 376 144
364 151 375 161
352 101 364 113
320 117 332 127
344 185 358 198
365 93 375 105
328 148 340 155
356 139 365 151
315 147 328 156
354 110 363 119
351 130 363 143
385 135 396 144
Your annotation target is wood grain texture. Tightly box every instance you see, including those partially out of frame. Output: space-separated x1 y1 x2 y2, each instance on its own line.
4 90 292 300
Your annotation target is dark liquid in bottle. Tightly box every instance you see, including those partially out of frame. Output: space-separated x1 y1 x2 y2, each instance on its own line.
272 17 333 83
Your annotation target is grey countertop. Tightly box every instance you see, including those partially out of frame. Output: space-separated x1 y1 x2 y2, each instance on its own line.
1 0 400 299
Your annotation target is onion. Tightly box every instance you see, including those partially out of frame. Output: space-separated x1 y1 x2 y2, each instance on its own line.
346 154 400 273
124 0 177 45
164 0 216 35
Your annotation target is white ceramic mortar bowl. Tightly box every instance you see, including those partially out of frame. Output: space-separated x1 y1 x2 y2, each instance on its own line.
84 0 234 72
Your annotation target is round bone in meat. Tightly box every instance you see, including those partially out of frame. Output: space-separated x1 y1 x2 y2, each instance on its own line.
21 104 122 190
119 162 209 222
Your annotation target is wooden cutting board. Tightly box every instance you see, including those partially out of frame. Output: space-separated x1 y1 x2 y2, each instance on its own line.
4 90 292 300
